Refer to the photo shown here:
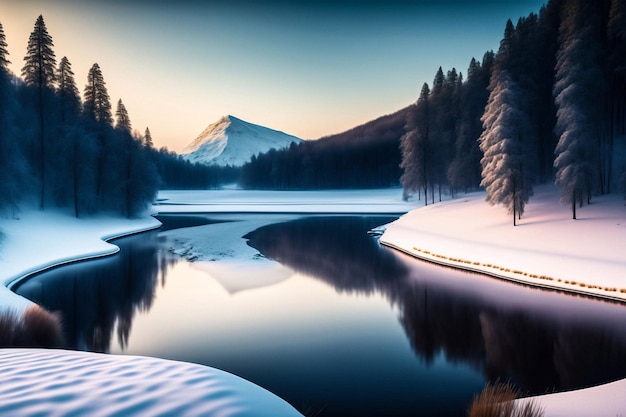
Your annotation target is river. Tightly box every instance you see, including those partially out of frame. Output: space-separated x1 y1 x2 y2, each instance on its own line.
14 215 626 416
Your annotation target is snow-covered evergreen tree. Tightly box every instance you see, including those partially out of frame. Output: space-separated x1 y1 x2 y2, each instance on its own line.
400 83 431 203
479 70 532 226
553 0 605 218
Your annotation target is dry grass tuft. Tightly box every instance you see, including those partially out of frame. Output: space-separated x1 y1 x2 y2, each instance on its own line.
468 382 544 417
0 305 64 348
22 305 64 347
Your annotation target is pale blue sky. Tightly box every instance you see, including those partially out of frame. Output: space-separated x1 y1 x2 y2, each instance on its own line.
0 0 546 151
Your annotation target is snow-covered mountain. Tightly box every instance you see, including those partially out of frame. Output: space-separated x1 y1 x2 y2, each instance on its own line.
181 115 303 167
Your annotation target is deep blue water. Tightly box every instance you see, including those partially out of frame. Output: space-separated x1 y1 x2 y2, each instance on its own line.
14 215 626 417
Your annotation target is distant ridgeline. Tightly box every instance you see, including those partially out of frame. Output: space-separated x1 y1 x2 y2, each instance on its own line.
0 16 235 218
240 109 407 189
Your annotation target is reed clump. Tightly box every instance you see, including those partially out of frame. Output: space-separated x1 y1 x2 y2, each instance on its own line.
0 305 64 348
467 382 544 417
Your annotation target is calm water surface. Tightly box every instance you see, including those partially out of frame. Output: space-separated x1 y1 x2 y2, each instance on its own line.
14 215 626 417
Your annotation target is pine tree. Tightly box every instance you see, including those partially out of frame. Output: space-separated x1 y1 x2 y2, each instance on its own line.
0 20 25 214
400 83 431 203
56 57 80 123
0 21 9 72
22 16 56 88
22 15 57 209
115 99 131 133
432 67 445 95
448 53 493 193
56 56 91 217
83 63 112 126
83 63 112 199
553 0 605 219
479 70 533 226
144 127 153 148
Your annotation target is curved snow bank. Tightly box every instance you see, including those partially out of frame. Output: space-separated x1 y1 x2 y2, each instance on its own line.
0 349 302 417
381 185 626 303
516 378 626 417
0 210 162 311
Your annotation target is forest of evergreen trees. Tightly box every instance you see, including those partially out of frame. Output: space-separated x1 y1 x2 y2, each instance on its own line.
4 1 624 222
401 0 626 222
0 16 229 218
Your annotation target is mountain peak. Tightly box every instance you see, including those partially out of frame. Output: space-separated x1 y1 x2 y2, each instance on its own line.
182 115 303 167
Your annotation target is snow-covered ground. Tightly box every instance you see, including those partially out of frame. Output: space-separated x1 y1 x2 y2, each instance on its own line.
0 209 161 312
381 184 626 302
0 349 302 417
2 186 625 416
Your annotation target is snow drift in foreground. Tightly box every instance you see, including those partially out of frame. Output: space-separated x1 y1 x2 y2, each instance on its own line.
181 115 302 167
0 349 302 417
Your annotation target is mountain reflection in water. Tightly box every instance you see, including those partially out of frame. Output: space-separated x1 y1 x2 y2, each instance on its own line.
14 215 626 401
245 216 626 395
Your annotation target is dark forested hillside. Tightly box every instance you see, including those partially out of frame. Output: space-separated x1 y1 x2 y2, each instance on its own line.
240 108 408 189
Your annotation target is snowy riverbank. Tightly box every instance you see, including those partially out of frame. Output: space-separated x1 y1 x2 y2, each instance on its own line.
381 184 626 416
0 189 417 417
0 209 303 417
0 210 162 311
381 184 626 303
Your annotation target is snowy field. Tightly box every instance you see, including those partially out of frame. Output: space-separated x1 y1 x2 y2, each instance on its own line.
0 349 302 417
1 187 625 416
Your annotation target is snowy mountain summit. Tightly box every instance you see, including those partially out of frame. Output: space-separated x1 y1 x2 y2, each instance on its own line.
182 115 303 167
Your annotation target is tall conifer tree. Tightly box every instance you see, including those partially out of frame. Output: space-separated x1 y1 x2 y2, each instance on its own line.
22 15 56 209
400 83 431 203
56 57 81 123
83 63 112 126
553 0 605 218
0 20 24 214
144 127 153 148
115 99 131 133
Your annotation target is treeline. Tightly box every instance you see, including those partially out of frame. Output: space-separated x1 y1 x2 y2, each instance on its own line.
0 16 225 218
153 148 239 190
240 109 407 189
401 0 626 222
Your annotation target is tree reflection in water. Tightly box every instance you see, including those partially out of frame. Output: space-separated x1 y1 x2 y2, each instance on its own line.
14 215 626 398
246 216 626 395
15 232 177 353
